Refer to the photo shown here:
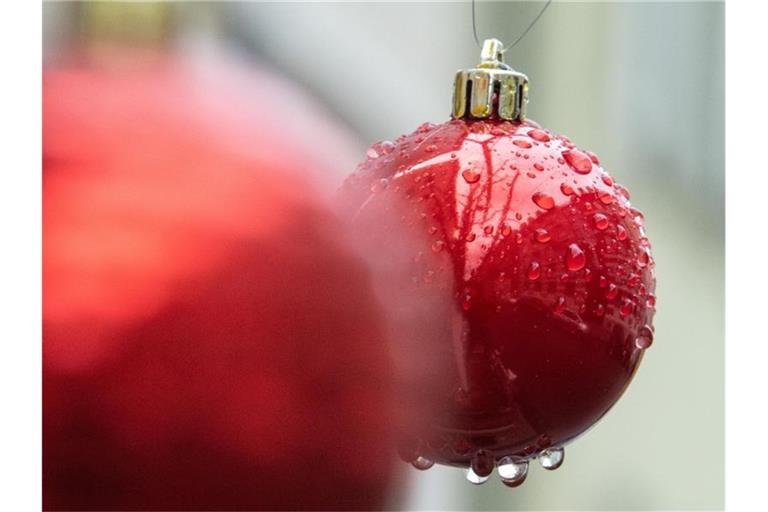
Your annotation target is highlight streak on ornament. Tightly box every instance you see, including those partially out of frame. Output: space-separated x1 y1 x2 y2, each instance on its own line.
393 152 455 179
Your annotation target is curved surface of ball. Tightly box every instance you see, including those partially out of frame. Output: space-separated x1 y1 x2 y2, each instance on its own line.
341 119 656 468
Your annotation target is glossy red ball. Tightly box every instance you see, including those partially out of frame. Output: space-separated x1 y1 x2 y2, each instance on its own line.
43 55 401 510
341 119 656 470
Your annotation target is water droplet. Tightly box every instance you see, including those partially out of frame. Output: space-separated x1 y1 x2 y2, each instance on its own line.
535 228 551 243
412 456 434 470
539 447 564 470
601 174 614 186
527 262 541 281
425 144 437 153
370 178 389 193
605 283 618 299
586 150 600 165
598 191 615 205
620 299 635 317
554 296 566 313
562 149 593 174
484 225 494 235
599 275 608 288
635 325 654 349
617 184 631 199
427 226 438 235
528 129 551 142
465 232 477 242
466 467 490 485
616 225 628 240
471 450 495 478
501 224 512 237
593 213 609 230
647 294 657 307
593 303 605 316
566 243 586 271
637 250 650 268
533 162 545 171
417 122 435 133
532 192 555 210
498 457 529 487
560 182 574 196
431 240 445 253
462 169 481 184
366 140 394 159
513 138 533 149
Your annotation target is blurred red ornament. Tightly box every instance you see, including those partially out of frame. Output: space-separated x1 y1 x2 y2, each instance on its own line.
43 50 400 510
340 40 656 486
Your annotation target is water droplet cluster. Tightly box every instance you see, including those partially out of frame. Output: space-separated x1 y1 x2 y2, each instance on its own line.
341 118 656 487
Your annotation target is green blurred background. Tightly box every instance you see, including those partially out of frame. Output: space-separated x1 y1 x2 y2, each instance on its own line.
43 1 724 509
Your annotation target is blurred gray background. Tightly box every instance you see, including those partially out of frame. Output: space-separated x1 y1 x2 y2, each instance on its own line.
44 1 724 509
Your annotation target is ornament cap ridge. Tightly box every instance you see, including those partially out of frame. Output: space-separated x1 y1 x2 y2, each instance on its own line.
452 38 529 122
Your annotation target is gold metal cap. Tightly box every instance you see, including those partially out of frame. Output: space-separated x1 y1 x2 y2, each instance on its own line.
452 39 529 122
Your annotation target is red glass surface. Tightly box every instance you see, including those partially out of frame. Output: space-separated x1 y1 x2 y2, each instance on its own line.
341 119 656 467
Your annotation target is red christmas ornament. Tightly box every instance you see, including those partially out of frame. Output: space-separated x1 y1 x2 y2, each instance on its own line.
341 39 656 486
43 53 401 510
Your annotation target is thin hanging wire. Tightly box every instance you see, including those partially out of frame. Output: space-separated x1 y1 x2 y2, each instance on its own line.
472 0 553 53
